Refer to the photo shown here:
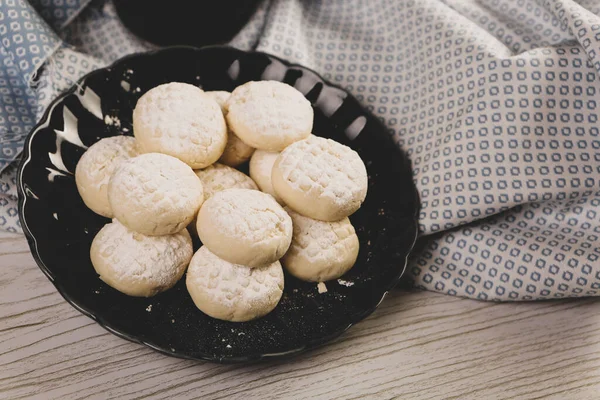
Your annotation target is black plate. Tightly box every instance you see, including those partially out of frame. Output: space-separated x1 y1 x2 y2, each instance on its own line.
17 46 420 363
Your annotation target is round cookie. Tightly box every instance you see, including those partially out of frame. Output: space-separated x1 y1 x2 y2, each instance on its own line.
189 163 258 235
272 136 368 221
220 133 256 167
226 81 313 151
196 188 292 268
108 153 204 236
90 219 193 297
204 90 230 109
133 82 227 169
75 136 139 217
186 246 284 322
282 207 359 282
249 150 284 204
195 163 258 201
205 90 255 167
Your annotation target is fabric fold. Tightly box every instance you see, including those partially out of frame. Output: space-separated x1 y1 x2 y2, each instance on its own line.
0 0 61 85
29 0 92 31
0 0 63 171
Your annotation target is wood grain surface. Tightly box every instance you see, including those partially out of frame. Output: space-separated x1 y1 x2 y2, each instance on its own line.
2 230 600 400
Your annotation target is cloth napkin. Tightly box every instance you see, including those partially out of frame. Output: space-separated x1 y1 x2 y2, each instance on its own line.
2 0 600 302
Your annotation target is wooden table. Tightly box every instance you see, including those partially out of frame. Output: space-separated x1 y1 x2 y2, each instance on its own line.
2 230 600 399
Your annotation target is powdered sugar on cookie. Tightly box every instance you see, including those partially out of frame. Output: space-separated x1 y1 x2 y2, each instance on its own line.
272 136 367 221
108 153 204 236
282 207 359 282
205 90 255 167
133 82 227 168
226 81 313 151
90 220 193 297
195 163 257 201
249 150 284 204
75 136 139 218
186 246 284 322
196 188 292 267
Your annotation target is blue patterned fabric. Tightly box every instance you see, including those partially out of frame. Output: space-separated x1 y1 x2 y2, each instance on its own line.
2 0 600 300
0 0 60 173
29 0 91 30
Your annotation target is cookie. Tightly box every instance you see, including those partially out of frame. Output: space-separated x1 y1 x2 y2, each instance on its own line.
205 90 255 167
186 246 284 322
108 153 204 236
226 81 313 151
196 188 292 268
204 90 230 109
248 150 284 204
272 136 368 221
219 133 256 167
282 207 359 282
190 163 258 235
195 163 258 201
75 136 139 217
133 82 227 168
90 220 193 297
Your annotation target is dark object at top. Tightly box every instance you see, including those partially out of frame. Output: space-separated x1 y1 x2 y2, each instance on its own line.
113 0 262 47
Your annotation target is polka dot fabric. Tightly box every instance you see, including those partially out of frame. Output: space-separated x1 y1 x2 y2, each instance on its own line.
3 0 600 300
29 0 91 30
251 0 600 300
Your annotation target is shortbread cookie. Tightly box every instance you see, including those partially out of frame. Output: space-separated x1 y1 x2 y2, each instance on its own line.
204 90 230 109
108 153 204 236
205 90 255 167
226 81 313 151
195 163 258 201
90 220 193 297
272 136 368 221
282 207 359 282
249 150 284 204
189 163 258 235
133 82 227 168
196 188 292 268
220 133 255 167
75 136 139 217
186 246 284 322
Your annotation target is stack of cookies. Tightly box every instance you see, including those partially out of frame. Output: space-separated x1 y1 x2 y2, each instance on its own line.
76 79 368 322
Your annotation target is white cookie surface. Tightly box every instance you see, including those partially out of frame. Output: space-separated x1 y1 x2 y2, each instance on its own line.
205 90 255 166
133 82 227 169
190 163 258 235
226 81 313 151
249 150 284 204
220 133 255 167
272 136 368 221
204 90 230 110
282 207 359 282
186 246 284 322
75 136 138 217
195 163 258 201
90 220 193 297
108 153 204 236
196 188 292 268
